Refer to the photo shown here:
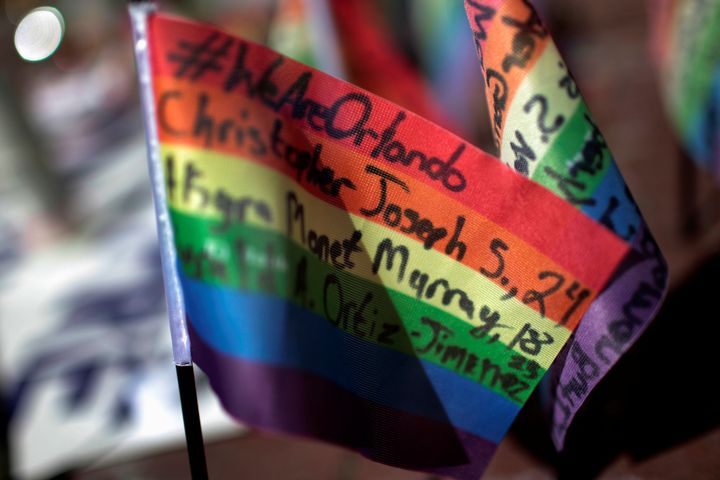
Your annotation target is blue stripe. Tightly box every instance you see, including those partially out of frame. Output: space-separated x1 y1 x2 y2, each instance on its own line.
582 160 641 242
180 272 519 443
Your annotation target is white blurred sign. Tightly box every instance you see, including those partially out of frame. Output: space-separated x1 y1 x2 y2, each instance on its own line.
0 206 242 480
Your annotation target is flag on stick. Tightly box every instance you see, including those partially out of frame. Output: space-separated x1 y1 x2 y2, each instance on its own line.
131 1 667 477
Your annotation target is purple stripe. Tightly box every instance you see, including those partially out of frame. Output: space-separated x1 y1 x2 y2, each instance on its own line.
547 228 667 448
190 324 497 479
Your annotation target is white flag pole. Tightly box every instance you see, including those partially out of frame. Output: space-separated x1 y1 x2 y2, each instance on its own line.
128 2 208 478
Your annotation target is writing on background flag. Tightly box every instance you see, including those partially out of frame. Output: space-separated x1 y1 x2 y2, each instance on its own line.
137 0 666 477
463 0 667 448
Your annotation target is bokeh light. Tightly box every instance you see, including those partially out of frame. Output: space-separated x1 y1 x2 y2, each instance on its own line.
14 6 65 62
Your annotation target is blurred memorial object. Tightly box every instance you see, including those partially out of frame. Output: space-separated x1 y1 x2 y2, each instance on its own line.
0 208 239 478
654 0 720 179
651 0 720 238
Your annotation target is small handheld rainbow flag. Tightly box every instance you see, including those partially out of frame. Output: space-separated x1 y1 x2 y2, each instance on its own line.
130 1 667 477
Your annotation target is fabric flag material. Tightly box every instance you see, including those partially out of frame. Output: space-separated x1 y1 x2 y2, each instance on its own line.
132 1 667 477
463 0 668 448
653 0 720 180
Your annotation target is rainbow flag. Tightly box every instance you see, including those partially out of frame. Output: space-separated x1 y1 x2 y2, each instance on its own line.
131 1 667 477
654 0 720 178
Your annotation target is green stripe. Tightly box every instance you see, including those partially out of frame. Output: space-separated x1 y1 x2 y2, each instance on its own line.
171 208 548 404
672 1 720 132
531 102 611 203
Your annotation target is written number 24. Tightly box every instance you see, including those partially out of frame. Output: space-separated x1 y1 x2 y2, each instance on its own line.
479 238 590 325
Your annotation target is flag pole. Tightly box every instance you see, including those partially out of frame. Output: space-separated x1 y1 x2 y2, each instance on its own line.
128 1 208 478
1 389 11 480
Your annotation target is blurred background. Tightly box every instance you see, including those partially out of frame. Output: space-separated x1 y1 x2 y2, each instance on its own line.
0 0 719 479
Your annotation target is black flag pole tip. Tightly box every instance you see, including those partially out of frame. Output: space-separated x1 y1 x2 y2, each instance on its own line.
176 364 209 480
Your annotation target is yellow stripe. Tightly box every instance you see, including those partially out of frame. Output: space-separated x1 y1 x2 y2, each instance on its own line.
162 143 571 368
501 43 581 177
